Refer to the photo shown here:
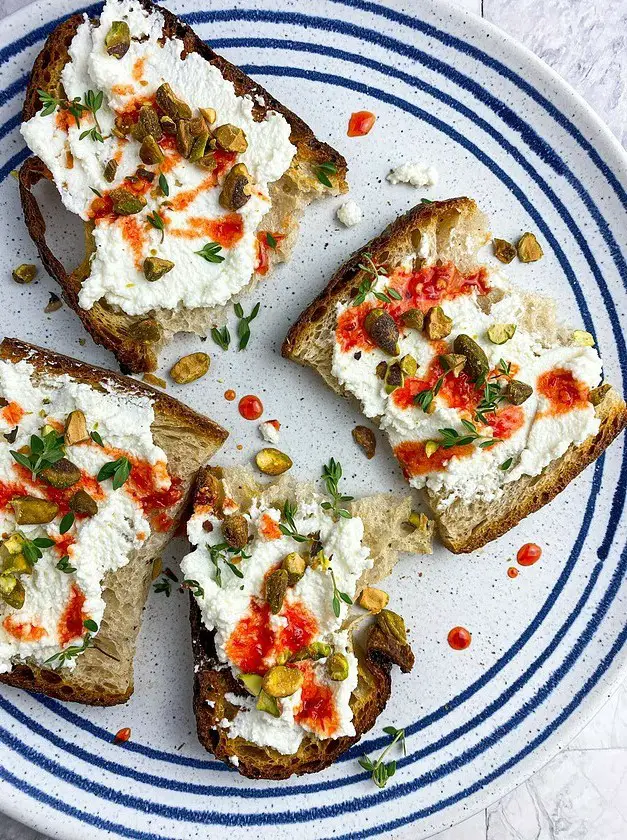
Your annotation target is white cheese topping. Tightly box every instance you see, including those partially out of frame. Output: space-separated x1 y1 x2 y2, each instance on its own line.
20 0 296 317
386 162 438 188
258 420 280 444
331 265 602 510
0 359 169 672
181 486 373 755
336 199 363 228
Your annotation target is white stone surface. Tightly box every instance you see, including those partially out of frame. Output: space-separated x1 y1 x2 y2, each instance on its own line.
0 0 624 838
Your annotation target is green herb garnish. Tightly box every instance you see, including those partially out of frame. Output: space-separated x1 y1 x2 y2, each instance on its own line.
211 325 230 351
208 543 247 587
158 173 169 197
11 430 65 480
153 576 172 596
78 90 105 143
321 458 353 519
500 457 513 471
438 421 501 449
22 535 55 567
90 430 104 447
195 241 224 263
266 232 277 249
329 567 352 617
56 555 76 574
234 301 260 350
183 579 204 598
147 210 165 243
59 512 75 535
352 253 390 305
45 620 99 665
278 500 309 543
359 726 406 788
315 161 338 187
97 456 131 490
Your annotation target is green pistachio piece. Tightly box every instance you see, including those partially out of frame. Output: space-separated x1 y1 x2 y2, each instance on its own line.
517 232 543 262
175 119 193 158
110 187 146 216
40 458 81 489
262 665 304 698
505 379 533 405
453 334 489 382
572 329 595 347
256 689 280 716
213 123 248 153
155 83 192 121
139 135 165 166
222 513 248 548
239 673 263 696
375 360 388 380
281 552 306 585
0 574 24 609
487 323 517 345
399 354 417 377
104 21 130 59
143 256 174 282
439 353 466 377
11 496 59 525
400 308 424 331
364 308 399 356
424 305 453 340
103 159 118 184
492 238 516 264
384 361 404 394
219 162 252 211
189 131 209 163
326 652 349 681
376 609 407 644
130 318 162 343
265 568 288 615
12 264 37 284
69 489 98 517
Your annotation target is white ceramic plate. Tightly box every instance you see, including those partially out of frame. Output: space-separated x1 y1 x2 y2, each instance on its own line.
0 0 626 837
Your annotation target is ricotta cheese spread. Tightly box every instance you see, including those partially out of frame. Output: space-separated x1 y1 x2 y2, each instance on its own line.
258 419 281 444
336 199 363 227
387 162 438 188
0 358 180 672
181 478 373 755
331 257 602 509
20 0 296 317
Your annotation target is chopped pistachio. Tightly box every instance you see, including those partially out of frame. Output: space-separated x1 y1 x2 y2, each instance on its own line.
424 305 453 340
505 379 533 405
262 665 303 698
187 116 207 137
265 568 288 614
487 323 517 345
222 513 248 548
453 334 489 382
189 131 210 163
492 238 516 264
139 135 164 165
44 293 62 313
239 673 263 696
400 354 417 377
0 574 24 609
425 440 440 458
155 82 192 121
375 360 388 380
169 352 210 384
69 489 98 517
65 409 89 445
400 308 424 331
103 159 118 183
439 353 466 377
11 496 59 525
110 187 146 215
199 107 217 127
290 641 332 662
41 457 81 489
214 123 248 153
12 264 37 285
407 510 429 530
256 689 280 716
572 329 595 347
517 232 543 262
160 115 176 134
143 256 174 282
376 609 407 644
255 448 293 476
282 552 306 586
175 119 193 157
364 309 399 355
359 586 389 614
104 20 130 59
327 652 349 681
352 425 376 459
589 383 611 406
2 551 30 577
219 162 252 211
384 361 404 394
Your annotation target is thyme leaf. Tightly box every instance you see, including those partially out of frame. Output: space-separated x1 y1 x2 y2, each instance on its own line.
321 458 352 519
195 241 224 263
234 301 260 350
359 726 406 788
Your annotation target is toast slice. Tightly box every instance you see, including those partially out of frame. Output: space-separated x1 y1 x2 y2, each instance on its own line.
0 337 227 704
183 465 432 779
19 0 347 373
283 198 627 553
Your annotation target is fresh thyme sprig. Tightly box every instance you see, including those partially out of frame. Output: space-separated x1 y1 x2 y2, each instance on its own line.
413 371 448 414
359 726 406 788
147 210 165 243
265 232 277 249
352 253 392 305
38 90 85 128
56 555 76 574
183 579 205 598
45 620 98 665
315 161 338 187
321 458 353 520
474 359 511 424
329 567 352 617
211 325 231 351
279 500 309 543
195 241 224 263
78 90 105 142
437 420 501 449
97 456 132 490
208 543 247 587
11 429 65 479
153 568 179 596
158 173 169 197
21 535 55 567
234 302 260 350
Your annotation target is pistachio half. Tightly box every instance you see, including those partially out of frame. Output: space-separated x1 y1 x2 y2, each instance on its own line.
0 574 25 609
213 123 248 153
400 354 417 377
265 568 288 614
262 665 303 698
155 82 192 121
139 135 164 165
189 131 210 164
384 361 404 394
517 232 543 262
255 447 292 476
169 352 210 384
65 410 89 445
11 496 59 525
504 379 533 405
256 689 280 716
239 673 263 696
364 309 399 355
41 457 81 489
222 512 248 549
487 323 517 345
326 652 349 681
69 489 98 517
424 305 453 340
12 264 37 285
359 586 389 614
219 162 252 211
375 360 388 380
376 609 407 644
103 159 118 183
282 552 306 585
400 308 424 331
453 334 489 382
572 329 595 347
175 120 193 158
143 256 174 282
492 238 516 264
110 187 146 216
352 425 376 459
199 107 217 127
104 21 130 59
291 642 331 661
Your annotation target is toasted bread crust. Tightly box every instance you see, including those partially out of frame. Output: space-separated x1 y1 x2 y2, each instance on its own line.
0 338 228 704
282 198 627 552
188 466 414 779
20 2 348 372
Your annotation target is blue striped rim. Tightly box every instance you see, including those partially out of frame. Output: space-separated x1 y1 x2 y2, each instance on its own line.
2 55 623 787
0 0 624 828
1 531 625 828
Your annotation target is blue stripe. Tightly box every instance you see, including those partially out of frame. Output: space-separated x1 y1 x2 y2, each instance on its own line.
0 74 27 109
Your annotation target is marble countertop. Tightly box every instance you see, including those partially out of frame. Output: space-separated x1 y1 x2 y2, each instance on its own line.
0 0 624 837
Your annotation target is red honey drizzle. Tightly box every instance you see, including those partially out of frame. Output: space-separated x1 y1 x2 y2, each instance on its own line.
58 583 86 646
393 440 475 478
537 368 589 415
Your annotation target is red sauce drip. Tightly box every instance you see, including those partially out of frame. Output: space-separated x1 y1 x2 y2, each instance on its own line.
88 193 114 221
2 402 25 425
278 602 319 655
392 351 483 413
507 567 519 579
239 395 263 420
517 543 542 567
0 481 28 511
394 440 474 478
294 662 339 737
170 212 244 246
126 463 183 516
114 727 132 744
132 57 146 81
537 368 589 415
224 389 236 401
259 513 282 540
152 512 174 533
55 533 75 557
225 600 274 675
255 231 284 275
347 110 376 137
2 616 47 642
483 405 525 440
447 626 472 650
335 302 375 353
58 584 86 646
169 176 218 212
9 464 105 516
119 215 147 269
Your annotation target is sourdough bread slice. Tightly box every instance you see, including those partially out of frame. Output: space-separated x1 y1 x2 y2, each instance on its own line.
188 466 432 779
0 337 227 704
282 198 627 553
19 0 348 373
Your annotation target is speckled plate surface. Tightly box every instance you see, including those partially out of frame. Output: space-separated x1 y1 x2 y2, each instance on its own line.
0 0 626 837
